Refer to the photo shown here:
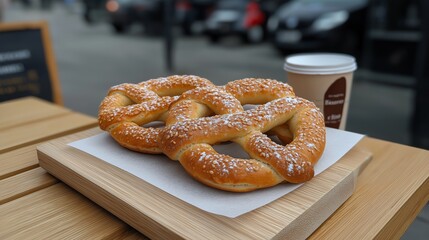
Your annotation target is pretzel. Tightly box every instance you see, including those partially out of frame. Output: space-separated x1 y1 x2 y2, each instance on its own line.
98 75 215 153
159 78 326 192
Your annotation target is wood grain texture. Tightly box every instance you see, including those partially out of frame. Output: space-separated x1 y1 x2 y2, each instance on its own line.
0 167 58 204
0 97 97 181
0 113 97 153
0 183 134 239
0 97 68 130
112 229 149 240
309 138 429 239
0 98 148 240
37 128 371 240
0 143 39 180
0 125 103 180
0 97 98 154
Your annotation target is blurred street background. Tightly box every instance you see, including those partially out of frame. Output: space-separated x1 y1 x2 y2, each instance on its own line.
1 0 428 239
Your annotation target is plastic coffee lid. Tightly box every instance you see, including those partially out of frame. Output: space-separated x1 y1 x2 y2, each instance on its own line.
284 53 357 75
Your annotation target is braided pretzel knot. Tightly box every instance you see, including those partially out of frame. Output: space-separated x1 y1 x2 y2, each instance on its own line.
98 75 215 153
159 78 326 192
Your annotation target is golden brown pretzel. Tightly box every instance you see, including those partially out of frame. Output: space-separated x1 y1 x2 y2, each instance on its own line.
159 78 326 192
222 78 296 144
98 75 215 153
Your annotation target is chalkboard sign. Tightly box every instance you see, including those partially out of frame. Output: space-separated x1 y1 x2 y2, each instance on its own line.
0 21 62 104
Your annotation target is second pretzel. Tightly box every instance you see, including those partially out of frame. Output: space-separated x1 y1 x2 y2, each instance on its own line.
158 78 326 192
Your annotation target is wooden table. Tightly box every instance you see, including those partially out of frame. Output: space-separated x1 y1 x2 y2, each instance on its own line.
1 97 429 239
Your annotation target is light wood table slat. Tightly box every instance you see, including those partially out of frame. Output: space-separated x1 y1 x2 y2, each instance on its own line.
0 112 97 153
112 229 149 240
0 125 103 180
310 138 429 239
0 167 58 204
0 98 147 239
0 183 132 239
0 97 70 130
0 143 39 180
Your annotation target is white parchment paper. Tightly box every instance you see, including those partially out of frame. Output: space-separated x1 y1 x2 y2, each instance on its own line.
69 128 363 218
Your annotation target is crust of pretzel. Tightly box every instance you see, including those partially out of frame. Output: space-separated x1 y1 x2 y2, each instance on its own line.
159 78 326 192
98 75 215 153
159 97 325 192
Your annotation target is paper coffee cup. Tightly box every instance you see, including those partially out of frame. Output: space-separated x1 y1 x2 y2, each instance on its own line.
284 53 357 130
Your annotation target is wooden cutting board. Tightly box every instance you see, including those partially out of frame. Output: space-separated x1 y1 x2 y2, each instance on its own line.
37 128 372 240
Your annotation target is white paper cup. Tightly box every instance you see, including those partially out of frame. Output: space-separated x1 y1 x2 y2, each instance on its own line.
284 53 357 130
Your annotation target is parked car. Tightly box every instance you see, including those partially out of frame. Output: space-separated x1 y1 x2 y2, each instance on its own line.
259 0 291 22
204 0 267 43
82 0 108 24
105 0 164 33
175 0 217 36
267 0 368 56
